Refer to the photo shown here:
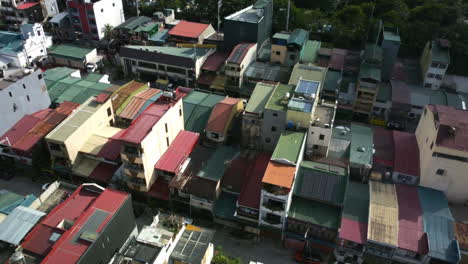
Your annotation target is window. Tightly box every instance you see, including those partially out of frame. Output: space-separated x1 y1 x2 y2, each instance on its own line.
430 142 434 149
273 113 278 117
179 108 182 116
8 92 12 97
271 126 276 132
165 123 168 133
290 54 296 60
439 63 446 69
210 132 219 139
27 95 30 101
40 49 43 53
265 138 271 143
275 51 281 56
22 84 26 89
319 134 325 140
112 3 115 6
436 169 446 176
250 120 255 124
109 119 114 126
166 137 170 147
101 8 103 12
49 143 61 151
107 107 111 116
431 62 438 68
426 137 429 143
427 73 435 78
37 30 41 36
435 74 443 80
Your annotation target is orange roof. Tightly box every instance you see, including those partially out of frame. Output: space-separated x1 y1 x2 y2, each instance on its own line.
168 20 210 39
262 161 295 188
206 98 241 134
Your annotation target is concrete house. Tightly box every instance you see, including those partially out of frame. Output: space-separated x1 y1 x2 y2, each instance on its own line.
47 44 100 70
225 43 257 93
271 29 309 66
205 97 243 143
420 39 450 90
167 20 216 44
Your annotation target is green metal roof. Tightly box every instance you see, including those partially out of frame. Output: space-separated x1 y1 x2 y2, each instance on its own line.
271 130 305 165
288 29 309 47
253 0 270 8
48 44 94 61
265 84 294 111
445 92 464 109
300 40 320 63
44 67 77 83
323 70 341 93
376 82 391 102
245 82 275 114
47 75 112 104
431 40 450 64
342 182 369 222
115 84 148 115
124 45 212 58
272 33 290 40
115 16 152 30
185 94 224 133
350 124 373 166
134 21 160 33
183 91 209 122
197 145 239 181
288 197 341 230
213 192 238 220
148 29 169 43
359 63 381 82
0 31 24 54
83 73 105 82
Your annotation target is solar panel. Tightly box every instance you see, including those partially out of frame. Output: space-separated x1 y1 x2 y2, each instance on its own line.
296 79 319 96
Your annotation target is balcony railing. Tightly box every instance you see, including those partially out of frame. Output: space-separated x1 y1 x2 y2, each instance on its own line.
262 202 285 212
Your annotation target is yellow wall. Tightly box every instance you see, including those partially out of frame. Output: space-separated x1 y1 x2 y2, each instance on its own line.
271 44 287 64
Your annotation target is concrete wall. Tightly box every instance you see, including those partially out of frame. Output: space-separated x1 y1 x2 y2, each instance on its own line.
271 44 287 64
93 0 124 40
262 109 286 151
0 69 50 136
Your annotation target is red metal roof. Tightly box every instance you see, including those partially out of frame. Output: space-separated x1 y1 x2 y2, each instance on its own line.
95 93 110 103
0 115 41 146
56 101 80 115
202 52 229 71
329 48 348 70
428 105 468 152
119 88 189 144
238 152 271 209
148 177 170 200
97 129 125 161
227 43 255 64
89 162 119 183
396 184 428 254
168 20 210 39
206 98 241 134
391 80 411 105
197 72 216 86
41 188 128 264
17 2 39 9
222 154 255 193
372 127 394 168
393 131 420 177
339 218 368 244
32 108 53 119
118 97 147 120
154 130 199 173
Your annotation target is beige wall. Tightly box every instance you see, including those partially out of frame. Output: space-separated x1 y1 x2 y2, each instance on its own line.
271 44 287 64
416 106 468 203
420 41 431 80
206 101 243 142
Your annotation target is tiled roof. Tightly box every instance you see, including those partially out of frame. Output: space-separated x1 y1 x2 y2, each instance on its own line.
168 20 210 38
393 131 420 177
262 161 296 189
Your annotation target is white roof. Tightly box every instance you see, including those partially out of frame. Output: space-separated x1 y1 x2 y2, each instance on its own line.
0 206 45 245
50 12 68 24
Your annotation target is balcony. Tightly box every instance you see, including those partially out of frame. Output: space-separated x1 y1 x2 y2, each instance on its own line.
260 216 283 229
123 165 145 179
262 201 285 214
121 153 143 164
262 185 289 200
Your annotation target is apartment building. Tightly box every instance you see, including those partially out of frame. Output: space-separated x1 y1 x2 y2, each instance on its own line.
0 68 50 136
225 43 257 93
223 0 272 50
120 88 189 192
0 0 44 30
119 45 215 87
354 44 383 118
67 0 124 40
420 39 450 90
270 29 309 66
286 78 321 129
205 98 243 143
349 124 373 181
415 105 468 204
0 24 51 68
259 131 305 231
305 100 337 159
47 44 100 70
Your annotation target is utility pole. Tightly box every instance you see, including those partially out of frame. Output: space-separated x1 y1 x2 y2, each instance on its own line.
286 0 290 31
135 0 139 16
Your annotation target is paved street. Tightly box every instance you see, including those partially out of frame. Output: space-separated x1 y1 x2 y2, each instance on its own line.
0 172 43 197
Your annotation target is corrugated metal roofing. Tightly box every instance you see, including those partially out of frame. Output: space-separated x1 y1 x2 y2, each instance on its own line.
372 127 394 168
339 218 368 244
393 131 420 177
213 192 238 220
111 81 147 111
168 20 209 38
368 181 399 247
88 162 118 183
455 222 468 251
238 152 271 209
155 130 199 173
202 52 229 71
227 43 255 64
196 145 239 181
287 29 309 47
115 84 148 115
288 197 341 230
300 40 320 63
271 130 305 166
350 124 373 166
245 82 275 114
206 98 241 134
0 115 41 146
48 44 94 61
262 161 296 189
342 182 369 223
222 155 254 194
395 184 428 254
0 206 45 245
429 105 468 152
185 94 224 133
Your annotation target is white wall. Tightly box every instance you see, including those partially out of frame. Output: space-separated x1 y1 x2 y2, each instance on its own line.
0 69 51 136
21 24 51 65
93 0 124 40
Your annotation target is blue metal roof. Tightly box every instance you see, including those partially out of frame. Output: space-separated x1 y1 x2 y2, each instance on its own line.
295 79 319 97
418 187 460 263
288 98 313 113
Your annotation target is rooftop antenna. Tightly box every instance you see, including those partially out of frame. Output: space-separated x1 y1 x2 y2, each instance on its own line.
286 0 290 31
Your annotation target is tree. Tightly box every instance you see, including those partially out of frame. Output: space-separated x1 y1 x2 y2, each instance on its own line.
332 5 368 47
212 246 243 264
102 24 115 42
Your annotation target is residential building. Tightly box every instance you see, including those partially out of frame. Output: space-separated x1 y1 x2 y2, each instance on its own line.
354 44 383 118
0 101 79 164
206 97 243 142
299 40 320 64
415 105 468 203
67 0 124 40
115 16 161 43
49 12 74 41
285 160 346 251
305 100 337 159
243 61 291 92
262 83 295 151
20 184 138 264
45 96 122 182
242 82 275 149
259 131 305 231
392 131 420 185
48 44 101 70
115 87 162 126
0 68 50 136
270 29 309 66
371 126 394 180
223 0 272 50
225 43 257 93
321 70 342 102
0 24 51 68
0 1 44 30
380 25 401 81
349 124 373 181
169 225 215 264
110 213 187 264
420 39 450 90
120 88 189 192
167 20 215 44
182 91 225 134
286 78 321 129
196 52 229 90
119 45 215 86
288 63 327 86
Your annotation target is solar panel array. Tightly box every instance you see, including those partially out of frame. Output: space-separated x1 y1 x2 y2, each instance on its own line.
295 79 319 96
